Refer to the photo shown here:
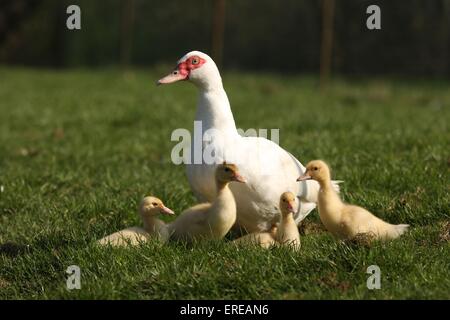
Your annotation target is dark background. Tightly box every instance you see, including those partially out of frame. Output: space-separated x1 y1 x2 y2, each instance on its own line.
1 0 449 77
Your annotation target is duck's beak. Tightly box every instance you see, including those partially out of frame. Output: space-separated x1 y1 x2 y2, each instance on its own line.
157 63 189 85
287 202 296 213
297 172 311 181
157 70 187 85
233 173 246 183
159 205 175 215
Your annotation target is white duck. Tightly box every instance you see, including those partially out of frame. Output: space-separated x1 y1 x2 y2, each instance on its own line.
158 51 339 233
97 196 174 247
298 160 409 241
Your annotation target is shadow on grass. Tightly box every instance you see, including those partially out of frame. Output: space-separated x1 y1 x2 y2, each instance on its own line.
0 242 30 257
0 231 91 259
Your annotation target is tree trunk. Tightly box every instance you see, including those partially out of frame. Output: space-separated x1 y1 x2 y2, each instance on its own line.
120 0 135 69
211 0 226 68
52 0 66 67
441 0 450 76
319 0 335 90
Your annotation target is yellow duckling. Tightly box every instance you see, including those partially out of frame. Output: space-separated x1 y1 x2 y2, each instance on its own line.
276 192 301 250
168 163 245 242
97 196 174 247
297 160 409 241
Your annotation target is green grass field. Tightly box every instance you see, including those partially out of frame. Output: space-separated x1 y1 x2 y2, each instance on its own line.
0 67 449 299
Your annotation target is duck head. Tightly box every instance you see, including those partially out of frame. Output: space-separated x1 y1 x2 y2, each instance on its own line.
215 162 246 184
279 192 296 216
297 160 331 184
139 196 175 217
157 51 222 90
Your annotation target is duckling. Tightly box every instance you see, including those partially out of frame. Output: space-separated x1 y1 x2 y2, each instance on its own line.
233 224 278 249
168 163 245 242
276 192 301 250
297 160 409 241
97 196 174 247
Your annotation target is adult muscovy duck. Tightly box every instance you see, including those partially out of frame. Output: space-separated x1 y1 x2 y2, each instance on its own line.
157 51 338 233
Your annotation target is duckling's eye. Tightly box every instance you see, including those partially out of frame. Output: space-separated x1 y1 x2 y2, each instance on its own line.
192 58 199 65
152 202 158 206
173 70 178 75
224 167 230 172
313 167 318 171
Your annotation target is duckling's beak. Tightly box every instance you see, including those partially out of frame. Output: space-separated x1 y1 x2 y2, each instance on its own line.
159 205 175 215
286 202 296 213
233 173 246 183
297 173 311 181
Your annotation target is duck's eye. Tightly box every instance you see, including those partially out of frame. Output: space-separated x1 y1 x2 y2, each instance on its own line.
152 202 158 206
191 58 199 65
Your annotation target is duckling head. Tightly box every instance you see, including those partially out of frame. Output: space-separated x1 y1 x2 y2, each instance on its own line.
297 160 331 184
279 192 296 216
139 196 175 217
215 162 246 184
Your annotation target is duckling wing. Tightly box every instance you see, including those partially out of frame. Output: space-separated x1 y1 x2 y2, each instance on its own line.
168 203 212 240
341 205 403 239
233 232 275 248
97 227 149 247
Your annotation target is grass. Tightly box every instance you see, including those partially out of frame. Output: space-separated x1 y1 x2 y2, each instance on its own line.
0 67 449 299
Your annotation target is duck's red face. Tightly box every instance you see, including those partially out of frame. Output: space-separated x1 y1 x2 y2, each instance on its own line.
157 55 206 85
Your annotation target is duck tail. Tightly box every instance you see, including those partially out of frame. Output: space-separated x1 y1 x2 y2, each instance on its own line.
331 180 344 194
387 224 410 239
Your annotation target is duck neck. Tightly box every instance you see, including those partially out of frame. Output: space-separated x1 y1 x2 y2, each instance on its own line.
281 212 295 226
142 215 157 233
216 180 230 194
212 181 236 216
196 84 238 136
318 178 333 192
317 177 344 223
